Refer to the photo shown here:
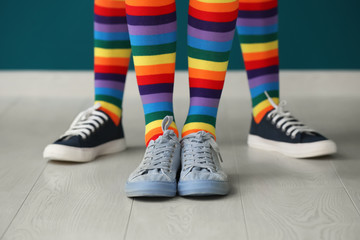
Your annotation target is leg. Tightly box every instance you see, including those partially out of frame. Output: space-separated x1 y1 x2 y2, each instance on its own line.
125 0 180 197
237 0 279 123
125 0 178 146
94 0 131 125
237 0 336 158
182 0 239 139
178 0 239 196
43 0 130 162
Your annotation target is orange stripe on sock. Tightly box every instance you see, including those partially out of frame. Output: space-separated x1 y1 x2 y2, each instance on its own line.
135 63 175 76
182 129 216 140
99 106 120 126
95 57 130 67
189 68 226 81
190 0 238 12
242 49 278 62
254 105 274 123
95 0 125 9
126 0 174 7
145 126 178 146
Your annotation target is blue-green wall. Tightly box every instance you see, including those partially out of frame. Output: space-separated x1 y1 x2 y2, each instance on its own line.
0 0 359 70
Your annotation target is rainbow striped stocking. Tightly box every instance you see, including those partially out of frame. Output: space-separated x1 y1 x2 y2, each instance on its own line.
125 0 178 146
182 0 239 139
237 0 279 123
94 0 131 125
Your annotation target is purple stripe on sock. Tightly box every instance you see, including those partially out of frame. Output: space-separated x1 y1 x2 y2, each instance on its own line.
188 15 236 33
95 15 127 24
248 73 279 88
141 93 173 104
247 65 279 79
126 12 176 26
95 73 126 82
188 26 235 42
190 97 220 108
236 15 278 27
238 8 277 19
138 83 174 95
95 79 125 90
190 88 222 98
128 22 177 35
94 22 129 32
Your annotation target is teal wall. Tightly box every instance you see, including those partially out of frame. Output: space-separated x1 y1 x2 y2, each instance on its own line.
0 0 359 70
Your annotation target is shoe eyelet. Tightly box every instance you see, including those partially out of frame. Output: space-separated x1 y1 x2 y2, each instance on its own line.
271 120 276 125
286 132 290 136
266 116 271 120
291 135 295 139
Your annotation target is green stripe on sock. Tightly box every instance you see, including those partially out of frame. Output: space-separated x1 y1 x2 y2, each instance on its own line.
238 33 278 44
132 43 176 56
188 46 230 62
145 111 175 125
184 114 216 126
94 39 131 49
95 95 122 108
252 90 279 107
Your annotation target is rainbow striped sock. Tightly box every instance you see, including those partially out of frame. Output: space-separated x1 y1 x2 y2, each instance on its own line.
237 0 279 123
182 0 238 139
125 0 178 146
94 0 131 126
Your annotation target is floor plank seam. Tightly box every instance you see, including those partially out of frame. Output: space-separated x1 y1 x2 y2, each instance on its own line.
122 199 134 240
330 161 360 217
0 161 49 240
225 103 250 240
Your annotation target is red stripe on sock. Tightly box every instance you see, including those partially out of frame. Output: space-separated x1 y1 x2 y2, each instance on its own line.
125 3 176 16
189 6 238 23
238 1 277 11
189 78 224 90
137 74 174 85
95 65 128 75
244 57 279 71
94 5 126 17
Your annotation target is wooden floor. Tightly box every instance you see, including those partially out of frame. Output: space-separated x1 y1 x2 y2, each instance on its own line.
0 71 360 240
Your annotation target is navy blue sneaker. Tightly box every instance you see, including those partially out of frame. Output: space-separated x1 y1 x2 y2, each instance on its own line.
247 92 337 158
43 103 126 162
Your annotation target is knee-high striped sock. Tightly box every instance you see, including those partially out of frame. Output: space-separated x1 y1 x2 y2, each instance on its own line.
94 0 131 126
237 0 279 123
125 0 178 146
182 0 238 138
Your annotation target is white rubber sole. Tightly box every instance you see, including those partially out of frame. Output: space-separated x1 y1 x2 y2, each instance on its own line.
247 134 337 158
43 138 126 162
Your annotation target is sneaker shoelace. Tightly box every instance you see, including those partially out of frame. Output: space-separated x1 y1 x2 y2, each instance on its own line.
61 103 109 140
181 131 223 174
134 116 178 179
265 91 315 139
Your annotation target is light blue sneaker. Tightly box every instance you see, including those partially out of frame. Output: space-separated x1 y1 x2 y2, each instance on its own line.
125 116 181 197
178 131 229 196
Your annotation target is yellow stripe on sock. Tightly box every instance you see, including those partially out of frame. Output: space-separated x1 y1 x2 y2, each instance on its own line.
94 48 132 58
182 122 216 135
95 101 122 117
240 40 278 53
145 120 177 135
188 57 229 72
133 53 176 66
252 97 279 117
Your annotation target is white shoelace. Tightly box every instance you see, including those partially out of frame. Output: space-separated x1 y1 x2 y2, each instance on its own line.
265 91 315 139
60 103 109 140
181 131 223 173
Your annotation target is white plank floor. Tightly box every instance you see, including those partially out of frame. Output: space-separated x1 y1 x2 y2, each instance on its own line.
0 71 359 240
